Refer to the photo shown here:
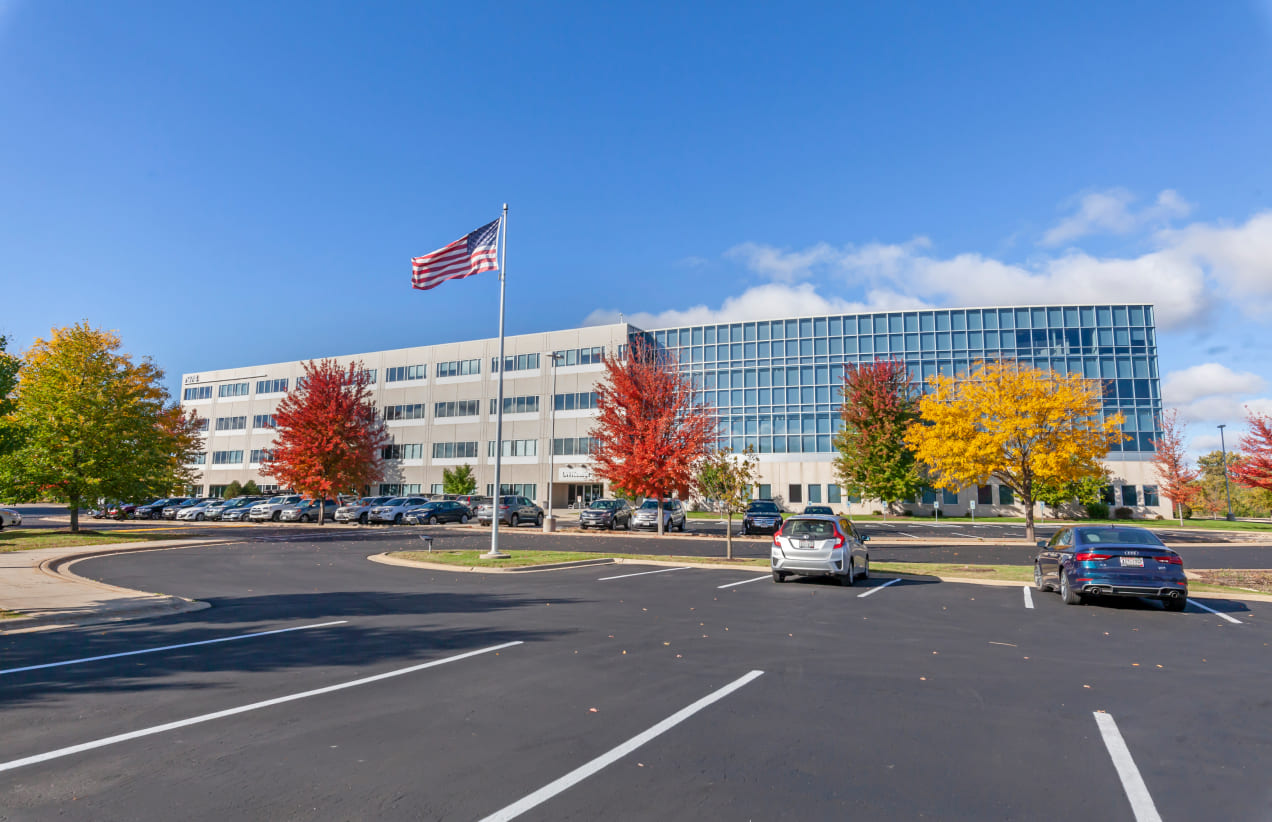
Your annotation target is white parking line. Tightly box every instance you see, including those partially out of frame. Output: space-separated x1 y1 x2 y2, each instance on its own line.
479 670 764 822
597 567 691 581
1187 599 1243 624
717 575 769 589
1093 712 1163 822
0 641 522 774
856 578 901 598
0 620 350 677
1023 587 1034 609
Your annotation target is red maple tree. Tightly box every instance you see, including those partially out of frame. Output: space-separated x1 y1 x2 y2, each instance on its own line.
1150 409 1201 524
1230 409 1272 491
590 337 717 535
262 359 388 523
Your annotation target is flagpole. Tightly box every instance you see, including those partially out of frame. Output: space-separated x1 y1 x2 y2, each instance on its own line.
485 203 510 558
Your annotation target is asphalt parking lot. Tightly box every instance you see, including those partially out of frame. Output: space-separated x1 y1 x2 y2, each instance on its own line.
1 536 1268 820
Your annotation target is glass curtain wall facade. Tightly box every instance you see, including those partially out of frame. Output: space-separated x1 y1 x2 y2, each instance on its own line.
646 304 1160 460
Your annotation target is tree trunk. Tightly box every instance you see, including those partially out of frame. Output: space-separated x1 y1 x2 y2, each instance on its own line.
318 500 325 526
657 498 664 537
1023 492 1035 543
725 511 733 560
1177 501 1184 527
69 493 80 533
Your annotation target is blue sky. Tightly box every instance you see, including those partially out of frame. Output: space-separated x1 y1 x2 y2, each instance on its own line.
2 1 1270 453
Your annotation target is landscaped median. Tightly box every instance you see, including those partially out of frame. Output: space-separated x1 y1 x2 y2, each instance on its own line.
375 550 1272 598
0 529 188 552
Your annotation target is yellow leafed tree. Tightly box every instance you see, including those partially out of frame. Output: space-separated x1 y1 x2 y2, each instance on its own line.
905 359 1125 541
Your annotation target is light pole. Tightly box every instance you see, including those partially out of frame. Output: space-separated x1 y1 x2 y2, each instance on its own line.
1218 424 1235 521
544 352 562 531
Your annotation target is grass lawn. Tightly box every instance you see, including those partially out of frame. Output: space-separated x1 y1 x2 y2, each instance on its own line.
0 529 178 553
0 609 24 620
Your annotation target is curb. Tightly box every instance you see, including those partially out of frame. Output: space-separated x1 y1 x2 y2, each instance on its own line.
0 539 226 634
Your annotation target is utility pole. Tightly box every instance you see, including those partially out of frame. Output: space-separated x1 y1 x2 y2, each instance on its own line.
1218 423 1235 521
544 352 562 531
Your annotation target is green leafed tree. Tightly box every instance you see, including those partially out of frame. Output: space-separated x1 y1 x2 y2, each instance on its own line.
695 445 758 559
222 480 244 500
1033 467 1109 518
443 464 477 495
832 359 922 517
241 479 261 496
0 323 202 531
0 335 20 459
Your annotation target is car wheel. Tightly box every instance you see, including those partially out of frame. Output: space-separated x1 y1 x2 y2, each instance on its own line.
624 517 631 530
510 514 519 527
677 518 686 532
1163 595 1187 612
359 512 368 525
535 513 544 527
393 513 403 525
840 559 856 586
299 514 309 523
772 570 786 583
272 511 281 522
741 524 749 536
1060 571 1082 605
428 515 438 525
460 514 469 524
1034 563 1051 592
859 555 869 581
195 513 204 521
608 518 616 531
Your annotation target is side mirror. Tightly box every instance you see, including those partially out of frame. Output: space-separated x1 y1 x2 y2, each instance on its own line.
861 535 870 542
1036 540 1047 549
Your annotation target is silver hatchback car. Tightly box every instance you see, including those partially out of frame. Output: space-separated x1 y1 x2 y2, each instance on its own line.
771 515 869 585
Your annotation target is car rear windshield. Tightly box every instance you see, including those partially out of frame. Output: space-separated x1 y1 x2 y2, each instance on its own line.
1077 528 1165 546
784 519 837 539
589 500 619 510
747 502 780 513
638 500 671 510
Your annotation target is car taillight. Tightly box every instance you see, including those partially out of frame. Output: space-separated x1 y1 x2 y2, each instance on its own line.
1074 553 1111 562
833 531 846 550
772 525 783 548
1154 555 1183 565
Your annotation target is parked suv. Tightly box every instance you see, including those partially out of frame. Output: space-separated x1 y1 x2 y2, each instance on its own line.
454 494 489 513
221 498 263 521
477 496 543 527
135 498 187 520
631 498 687 532
334 496 391 525
249 495 302 522
579 499 632 530
741 500 784 535
368 497 430 524
279 499 340 523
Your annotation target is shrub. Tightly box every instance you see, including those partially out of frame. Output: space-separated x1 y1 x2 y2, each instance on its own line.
1113 506 1134 520
1181 504 1193 520
1084 502 1109 520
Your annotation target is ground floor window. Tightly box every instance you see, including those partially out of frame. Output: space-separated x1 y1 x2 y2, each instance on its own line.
977 485 993 505
1100 485 1115 505
807 484 822 503
1142 485 1159 506
757 484 772 500
788 484 802 504
827 484 841 504
998 485 1014 505
565 484 603 507
942 489 958 506
379 484 421 495
431 484 444 495
486 483 536 499
1121 485 1138 506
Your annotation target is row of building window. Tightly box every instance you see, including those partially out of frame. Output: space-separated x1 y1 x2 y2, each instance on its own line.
492 395 540 415
215 416 247 431
432 441 479 459
184 386 212 401
554 391 599 411
384 404 427 421
211 450 243 465
386 365 426 383
378 484 423 496
552 437 599 456
258 378 288 394
219 382 250 398
486 484 537 499
436 359 480 378
489 439 538 457
650 306 1154 349
435 400 480 418
552 346 606 366
493 353 540 372
253 414 275 429
382 444 425 460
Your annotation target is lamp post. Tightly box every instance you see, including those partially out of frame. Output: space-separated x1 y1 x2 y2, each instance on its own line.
1218 424 1235 521
544 352 562 531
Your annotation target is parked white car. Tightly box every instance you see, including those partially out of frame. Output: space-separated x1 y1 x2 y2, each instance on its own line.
334 496 392 525
248 495 302 522
176 499 218 521
0 508 21 528
368 497 430 524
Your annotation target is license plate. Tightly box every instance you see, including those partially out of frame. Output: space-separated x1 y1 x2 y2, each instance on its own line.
795 540 812 550
1119 557 1144 567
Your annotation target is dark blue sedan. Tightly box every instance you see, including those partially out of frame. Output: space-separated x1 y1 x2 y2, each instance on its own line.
1034 526 1188 610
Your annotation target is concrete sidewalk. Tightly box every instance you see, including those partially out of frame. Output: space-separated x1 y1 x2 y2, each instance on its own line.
0 540 219 634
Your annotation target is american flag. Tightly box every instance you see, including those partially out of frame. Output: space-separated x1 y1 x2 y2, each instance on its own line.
411 218 501 291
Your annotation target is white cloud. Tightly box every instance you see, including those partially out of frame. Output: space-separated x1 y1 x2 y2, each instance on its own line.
723 242 839 283
1042 188 1192 246
1162 212 1272 313
1161 363 1266 405
583 282 930 329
